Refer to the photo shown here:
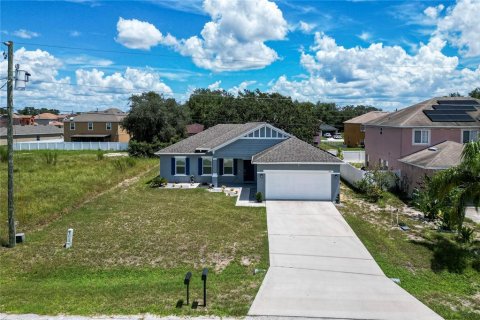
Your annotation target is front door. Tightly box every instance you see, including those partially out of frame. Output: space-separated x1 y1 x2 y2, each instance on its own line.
243 160 255 182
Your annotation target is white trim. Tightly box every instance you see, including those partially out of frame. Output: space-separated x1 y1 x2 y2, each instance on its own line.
263 170 334 174
106 122 112 130
412 128 430 145
88 122 94 131
201 156 213 175
155 152 204 155
222 174 235 177
210 123 291 152
70 122 75 130
222 157 234 175
461 128 479 143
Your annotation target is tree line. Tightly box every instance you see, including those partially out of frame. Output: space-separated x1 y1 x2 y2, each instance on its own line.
122 89 382 155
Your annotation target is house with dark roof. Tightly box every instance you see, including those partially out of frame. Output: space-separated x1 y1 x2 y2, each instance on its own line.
0 125 63 145
156 122 342 201
343 111 389 147
63 109 129 142
398 141 463 195
364 97 480 170
186 123 205 136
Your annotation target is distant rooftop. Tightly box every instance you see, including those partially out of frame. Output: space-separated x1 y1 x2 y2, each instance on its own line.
186 123 204 135
66 108 127 123
0 125 63 138
344 111 389 124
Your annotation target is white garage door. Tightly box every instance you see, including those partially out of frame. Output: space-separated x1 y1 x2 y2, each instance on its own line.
265 170 332 200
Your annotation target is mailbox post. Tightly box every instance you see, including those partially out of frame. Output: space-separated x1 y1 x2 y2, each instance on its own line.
201 268 208 307
184 271 192 305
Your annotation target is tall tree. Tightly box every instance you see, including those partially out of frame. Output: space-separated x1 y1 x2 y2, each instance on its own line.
469 88 480 99
122 92 188 143
17 107 60 115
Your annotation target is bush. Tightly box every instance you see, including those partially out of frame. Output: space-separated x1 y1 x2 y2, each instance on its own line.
458 226 474 243
255 192 263 203
128 140 166 158
42 150 58 165
96 150 104 161
150 176 168 188
355 177 383 202
336 147 344 160
0 146 7 163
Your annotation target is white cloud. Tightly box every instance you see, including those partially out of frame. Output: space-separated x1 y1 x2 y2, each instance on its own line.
430 0 480 57
298 21 315 33
227 80 256 94
115 17 164 50
358 31 371 42
12 29 39 39
64 55 113 67
69 30 81 37
270 32 480 109
0 48 172 111
115 0 288 71
207 80 222 90
424 4 444 19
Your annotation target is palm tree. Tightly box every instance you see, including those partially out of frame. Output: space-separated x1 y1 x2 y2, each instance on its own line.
428 140 480 231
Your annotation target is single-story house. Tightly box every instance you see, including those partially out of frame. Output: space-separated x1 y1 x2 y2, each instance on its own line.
0 125 64 145
398 140 463 196
319 123 338 136
155 122 342 201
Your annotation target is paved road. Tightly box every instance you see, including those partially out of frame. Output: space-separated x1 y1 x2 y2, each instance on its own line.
248 201 443 320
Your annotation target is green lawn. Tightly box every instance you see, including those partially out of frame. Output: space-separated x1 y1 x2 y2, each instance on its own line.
0 168 268 316
0 151 157 235
338 183 480 320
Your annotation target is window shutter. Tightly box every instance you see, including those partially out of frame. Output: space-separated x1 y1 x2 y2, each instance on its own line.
198 158 202 175
171 158 175 175
219 158 224 175
186 158 190 175
233 159 238 175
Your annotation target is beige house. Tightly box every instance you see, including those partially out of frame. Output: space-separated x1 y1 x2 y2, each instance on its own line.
64 109 130 142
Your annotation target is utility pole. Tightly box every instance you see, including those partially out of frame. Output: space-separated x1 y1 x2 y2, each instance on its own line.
5 41 15 248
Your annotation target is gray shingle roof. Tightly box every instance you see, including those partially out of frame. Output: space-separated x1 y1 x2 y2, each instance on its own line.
252 136 343 164
319 123 337 131
156 122 265 154
0 125 63 138
66 112 126 123
367 97 480 127
344 111 390 124
398 141 463 169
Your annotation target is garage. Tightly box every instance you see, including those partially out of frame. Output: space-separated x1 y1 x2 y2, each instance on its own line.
264 170 332 200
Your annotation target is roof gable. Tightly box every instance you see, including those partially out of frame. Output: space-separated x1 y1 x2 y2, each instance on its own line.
398 141 464 169
252 136 343 164
344 111 389 124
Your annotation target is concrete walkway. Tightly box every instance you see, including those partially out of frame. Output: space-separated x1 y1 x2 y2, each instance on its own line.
248 201 443 320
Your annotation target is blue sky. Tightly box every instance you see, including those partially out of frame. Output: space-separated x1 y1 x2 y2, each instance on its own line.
1 0 479 112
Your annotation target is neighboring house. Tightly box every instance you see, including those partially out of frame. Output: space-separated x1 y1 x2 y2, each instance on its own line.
48 120 64 128
63 109 129 142
398 141 463 196
365 97 480 170
156 122 342 201
319 123 338 136
35 113 62 125
186 123 204 136
0 114 22 127
343 111 389 147
0 125 63 145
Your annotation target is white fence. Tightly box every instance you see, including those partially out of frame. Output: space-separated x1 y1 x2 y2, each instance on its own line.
329 150 365 163
340 163 366 186
14 141 129 151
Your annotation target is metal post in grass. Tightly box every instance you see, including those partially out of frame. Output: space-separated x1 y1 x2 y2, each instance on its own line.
184 271 192 305
201 268 208 307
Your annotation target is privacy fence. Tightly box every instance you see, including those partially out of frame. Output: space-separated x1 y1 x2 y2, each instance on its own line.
13 141 129 151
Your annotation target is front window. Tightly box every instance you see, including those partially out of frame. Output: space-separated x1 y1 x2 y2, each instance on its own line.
413 129 430 145
202 157 212 175
70 122 75 130
88 122 93 130
463 129 479 143
175 157 186 175
106 122 112 130
223 158 233 175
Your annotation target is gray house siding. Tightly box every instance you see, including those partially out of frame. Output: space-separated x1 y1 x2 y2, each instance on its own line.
256 163 341 202
160 155 212 184
214 138 284 159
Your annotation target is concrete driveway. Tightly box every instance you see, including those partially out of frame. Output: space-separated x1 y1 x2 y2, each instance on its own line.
248 201 443 320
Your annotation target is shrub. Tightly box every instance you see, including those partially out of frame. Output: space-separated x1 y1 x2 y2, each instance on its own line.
150 176 168 188
42 150 58 166
355 177 383 202
336 147 344 160
255 192 263 203
0 146 7 163
458 226 474 243
128 140 166 158
96 150 104 161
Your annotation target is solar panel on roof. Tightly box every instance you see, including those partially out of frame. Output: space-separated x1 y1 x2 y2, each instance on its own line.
437 100 479 105
433 104 477 111
424 110 475 122
425 110 471 116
